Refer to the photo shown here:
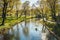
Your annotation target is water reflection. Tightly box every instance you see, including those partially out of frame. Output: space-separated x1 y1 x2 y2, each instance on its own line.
23 27 29 36
0 18 58 40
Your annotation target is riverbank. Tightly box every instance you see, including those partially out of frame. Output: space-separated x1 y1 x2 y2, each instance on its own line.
38 18 60 40
0 16 35 34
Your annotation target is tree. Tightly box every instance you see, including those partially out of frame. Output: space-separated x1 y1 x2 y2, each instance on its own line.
0 0 19 25
0 0 8 25
46 0 60 37
22 1 30 16
47 0 58 21
15 0 21 19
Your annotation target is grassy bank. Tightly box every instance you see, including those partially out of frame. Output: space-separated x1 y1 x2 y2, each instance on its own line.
0 16 34 34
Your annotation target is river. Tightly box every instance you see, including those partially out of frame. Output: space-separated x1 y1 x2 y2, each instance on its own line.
0 18 57 40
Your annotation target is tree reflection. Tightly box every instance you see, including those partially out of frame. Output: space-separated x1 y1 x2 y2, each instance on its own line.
15 24 20 40
23 27 29 36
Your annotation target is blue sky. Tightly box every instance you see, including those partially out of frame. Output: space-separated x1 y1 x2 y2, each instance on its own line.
21 0 38 6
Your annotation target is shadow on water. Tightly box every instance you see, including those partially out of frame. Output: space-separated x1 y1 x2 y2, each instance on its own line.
0 18 58 40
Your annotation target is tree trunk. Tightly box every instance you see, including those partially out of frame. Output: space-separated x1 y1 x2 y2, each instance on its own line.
0 0 8 25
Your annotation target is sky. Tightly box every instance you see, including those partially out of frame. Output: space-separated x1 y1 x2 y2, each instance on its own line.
21 0 39 6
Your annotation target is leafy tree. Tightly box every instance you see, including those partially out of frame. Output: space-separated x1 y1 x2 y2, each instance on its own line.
0 0 8 25
47 0 58 21
0 0 20 25
15 0 21 19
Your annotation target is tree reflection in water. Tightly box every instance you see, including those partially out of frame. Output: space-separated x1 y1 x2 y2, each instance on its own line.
23 20 29 36
23 27 29 36
15 24 20 40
